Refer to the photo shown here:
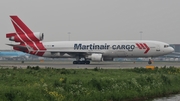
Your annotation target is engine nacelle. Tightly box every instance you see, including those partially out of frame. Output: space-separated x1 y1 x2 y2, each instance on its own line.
34 32 44 41
8 32 44 42
87 53 103 62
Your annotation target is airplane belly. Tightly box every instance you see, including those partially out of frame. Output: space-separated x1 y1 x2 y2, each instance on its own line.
104 50 126 57
42 51 74 58
125 50 134 57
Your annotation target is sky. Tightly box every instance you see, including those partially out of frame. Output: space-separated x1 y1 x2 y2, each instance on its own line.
0 0 180 49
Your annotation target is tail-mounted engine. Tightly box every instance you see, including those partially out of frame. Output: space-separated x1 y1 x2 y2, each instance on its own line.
6 32 44 42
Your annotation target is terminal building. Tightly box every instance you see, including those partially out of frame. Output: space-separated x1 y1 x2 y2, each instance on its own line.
170 44 180 52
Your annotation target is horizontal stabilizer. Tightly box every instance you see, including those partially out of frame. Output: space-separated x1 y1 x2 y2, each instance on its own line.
6 44 47 52
6 44 27 49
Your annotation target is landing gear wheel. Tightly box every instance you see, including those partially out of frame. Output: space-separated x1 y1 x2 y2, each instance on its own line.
73 61 77 64
73 61 90 64
85 61 90 64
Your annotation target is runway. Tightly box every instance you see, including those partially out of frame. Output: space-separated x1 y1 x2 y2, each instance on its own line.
0 60 180 69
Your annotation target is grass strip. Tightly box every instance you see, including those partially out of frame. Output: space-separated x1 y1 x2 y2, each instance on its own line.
0 66 180 101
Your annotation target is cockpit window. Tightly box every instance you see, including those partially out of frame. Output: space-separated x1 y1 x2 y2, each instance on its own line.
164 45 169 48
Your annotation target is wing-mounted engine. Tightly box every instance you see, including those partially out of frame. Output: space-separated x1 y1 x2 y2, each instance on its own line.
86 53 103 62
6 32 44 42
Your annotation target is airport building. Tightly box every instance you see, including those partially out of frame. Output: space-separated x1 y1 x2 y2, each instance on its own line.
170 44 180 52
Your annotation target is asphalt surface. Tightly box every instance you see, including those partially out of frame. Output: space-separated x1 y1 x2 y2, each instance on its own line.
0 60 179 69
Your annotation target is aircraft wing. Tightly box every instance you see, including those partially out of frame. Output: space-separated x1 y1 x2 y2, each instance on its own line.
46 50 103 56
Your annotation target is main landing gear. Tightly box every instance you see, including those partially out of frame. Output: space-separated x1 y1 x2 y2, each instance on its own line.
73 55 90 64
73 61 90 64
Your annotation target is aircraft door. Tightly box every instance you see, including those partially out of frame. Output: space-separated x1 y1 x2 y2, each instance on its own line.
156 45 160 52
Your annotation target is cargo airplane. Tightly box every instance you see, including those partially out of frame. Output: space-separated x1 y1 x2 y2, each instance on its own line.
6 15 174 64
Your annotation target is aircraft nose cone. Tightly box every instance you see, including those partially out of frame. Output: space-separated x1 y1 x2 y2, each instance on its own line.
169 47 174 53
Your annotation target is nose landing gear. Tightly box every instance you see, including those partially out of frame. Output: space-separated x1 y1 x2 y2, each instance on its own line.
148 59 153 64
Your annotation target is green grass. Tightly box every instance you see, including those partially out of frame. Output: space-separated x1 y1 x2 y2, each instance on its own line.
0 66 180 101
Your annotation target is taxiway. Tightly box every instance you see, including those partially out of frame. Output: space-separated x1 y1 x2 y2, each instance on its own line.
0 60 179 69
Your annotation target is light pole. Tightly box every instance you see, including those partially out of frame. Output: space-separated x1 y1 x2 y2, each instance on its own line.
68 32 71 41
140 31 143 40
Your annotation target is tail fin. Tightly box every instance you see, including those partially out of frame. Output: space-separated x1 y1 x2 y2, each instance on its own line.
8 15 41 42
10 15 33 34
6 15 46 56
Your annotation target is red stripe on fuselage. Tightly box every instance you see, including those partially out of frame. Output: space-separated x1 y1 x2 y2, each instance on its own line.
139 43 146 49
143 43 150 54
136 43 142 49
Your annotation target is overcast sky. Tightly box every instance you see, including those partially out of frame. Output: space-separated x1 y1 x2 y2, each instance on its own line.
0 0 180 49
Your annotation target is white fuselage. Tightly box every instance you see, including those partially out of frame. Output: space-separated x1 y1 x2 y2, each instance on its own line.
41 40 174 58
6 15 174 64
